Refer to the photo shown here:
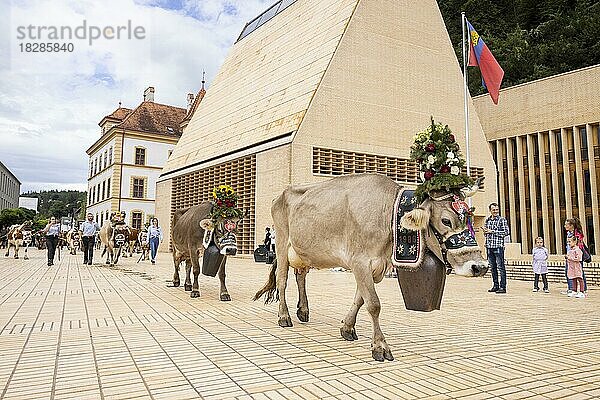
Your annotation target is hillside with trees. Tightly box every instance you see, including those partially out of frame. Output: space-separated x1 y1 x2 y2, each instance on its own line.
0 190 86 230
438 0 600 96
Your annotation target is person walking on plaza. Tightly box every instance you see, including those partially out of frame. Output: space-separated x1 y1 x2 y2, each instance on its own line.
482 203 510 294
270 226 276 253
565 234 585 298
41 216 61 266
263 227 271 250
563 218 588 295
146 218 163 265
80 213 100 265
532 237 549 293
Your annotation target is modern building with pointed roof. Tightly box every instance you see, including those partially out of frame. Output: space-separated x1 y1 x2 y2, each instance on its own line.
86 86 194 229
156 0 498 253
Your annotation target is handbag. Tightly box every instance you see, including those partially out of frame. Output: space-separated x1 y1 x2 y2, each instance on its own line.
582 243 592 263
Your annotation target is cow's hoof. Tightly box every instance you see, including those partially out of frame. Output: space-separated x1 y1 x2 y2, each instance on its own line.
14 256 19 259
190 290 200 298
340 327 358 341
278 316 293 327
371 347 394 362
220 293 231 301
297 308 309 322
384 348 394 361
173 281 180 287
24 256 29 260
372 348 385 362
184 284 192 291
106 261 110 265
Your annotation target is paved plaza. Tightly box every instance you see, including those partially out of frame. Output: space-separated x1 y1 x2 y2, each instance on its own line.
0 249 599 400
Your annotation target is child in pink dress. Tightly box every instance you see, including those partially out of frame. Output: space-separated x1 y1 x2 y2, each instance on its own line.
565 235 584 299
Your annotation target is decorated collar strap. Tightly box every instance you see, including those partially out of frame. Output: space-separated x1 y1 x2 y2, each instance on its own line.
444 229 478 250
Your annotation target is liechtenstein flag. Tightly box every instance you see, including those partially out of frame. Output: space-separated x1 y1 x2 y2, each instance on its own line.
467 20 504 104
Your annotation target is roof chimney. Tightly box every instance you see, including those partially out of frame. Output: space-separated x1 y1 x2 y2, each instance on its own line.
187 93 195 111
143 86 155 102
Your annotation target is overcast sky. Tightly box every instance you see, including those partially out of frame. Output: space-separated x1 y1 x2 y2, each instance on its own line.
0 0 271 193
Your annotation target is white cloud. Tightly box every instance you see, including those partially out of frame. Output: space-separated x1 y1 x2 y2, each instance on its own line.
0 0 271 192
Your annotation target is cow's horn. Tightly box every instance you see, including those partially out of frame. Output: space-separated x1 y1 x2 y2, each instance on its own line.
461 177 485 198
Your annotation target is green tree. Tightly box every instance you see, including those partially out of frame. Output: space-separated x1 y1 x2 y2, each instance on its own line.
437 0 600 95
0 208 36 229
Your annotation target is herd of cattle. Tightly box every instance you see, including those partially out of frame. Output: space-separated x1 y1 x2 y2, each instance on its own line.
0 174 489 361
0 220 150 262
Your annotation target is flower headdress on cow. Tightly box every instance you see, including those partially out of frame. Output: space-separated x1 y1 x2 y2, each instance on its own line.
411 118 478 234
210 185 244 220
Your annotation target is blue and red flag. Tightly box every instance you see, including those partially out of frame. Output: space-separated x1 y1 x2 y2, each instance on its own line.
466 20 504 104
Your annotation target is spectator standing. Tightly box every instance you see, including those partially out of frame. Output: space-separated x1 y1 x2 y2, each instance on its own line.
532 237 549 293
270 226 276 253
263 227 271 250
146 218 163 264
42 216 61 266
80 213 100 265
565 234 585 298
482 203 510 294
563 218 588 294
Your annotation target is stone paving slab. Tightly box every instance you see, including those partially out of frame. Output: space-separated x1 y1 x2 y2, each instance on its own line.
0 249 598 399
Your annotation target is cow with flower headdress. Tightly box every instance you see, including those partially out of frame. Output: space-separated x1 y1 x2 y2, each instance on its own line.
254 118 488 362
171 185 244 299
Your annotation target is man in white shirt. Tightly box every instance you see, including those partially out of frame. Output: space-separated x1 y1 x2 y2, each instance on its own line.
80 213 100 265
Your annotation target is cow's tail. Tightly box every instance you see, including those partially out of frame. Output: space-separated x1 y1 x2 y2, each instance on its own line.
101 245 107 257
253 259 279 304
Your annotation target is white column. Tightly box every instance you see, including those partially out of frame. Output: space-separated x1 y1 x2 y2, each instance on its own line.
537 132 551 251
496 140 506 214
572 125 587 239
516 136 529 252
549 130 563 253
527 134 539 243
560 127 573 218
505 138 518 243
586 123 600 255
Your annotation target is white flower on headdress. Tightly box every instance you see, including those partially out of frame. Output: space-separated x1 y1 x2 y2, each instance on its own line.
447 151 455 159
450 165 460 175
427 155 435 165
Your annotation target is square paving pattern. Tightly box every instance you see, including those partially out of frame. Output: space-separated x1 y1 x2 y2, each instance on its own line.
0 250 599 399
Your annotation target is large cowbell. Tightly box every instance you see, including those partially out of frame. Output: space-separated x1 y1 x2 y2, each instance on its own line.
202 229 225 277
397 254 446 312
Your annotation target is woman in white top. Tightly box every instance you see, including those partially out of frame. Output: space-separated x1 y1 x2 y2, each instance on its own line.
42 216 61 266
146 218 163 264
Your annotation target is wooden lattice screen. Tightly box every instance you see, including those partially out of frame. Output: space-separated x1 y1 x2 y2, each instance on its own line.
171 155 256 254
312 147 485 188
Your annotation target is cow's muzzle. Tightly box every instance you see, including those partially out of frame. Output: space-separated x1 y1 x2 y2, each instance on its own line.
454 260 488 277
221 246 237 256
218 232 238 255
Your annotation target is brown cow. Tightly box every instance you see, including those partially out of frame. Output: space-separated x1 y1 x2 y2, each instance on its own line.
254 174 487 362
5 222 32 259
137 228 149 262
66 227 81 255
171 202 241 300
99 213 130 265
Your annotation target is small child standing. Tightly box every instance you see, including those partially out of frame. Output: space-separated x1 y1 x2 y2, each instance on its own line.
565 235 585 299
532 237 549 293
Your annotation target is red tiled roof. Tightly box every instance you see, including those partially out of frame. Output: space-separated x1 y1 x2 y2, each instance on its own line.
104 107 133 121
116 102 187 136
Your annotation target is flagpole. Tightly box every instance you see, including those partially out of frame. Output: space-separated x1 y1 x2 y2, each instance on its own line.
461 12 472 205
